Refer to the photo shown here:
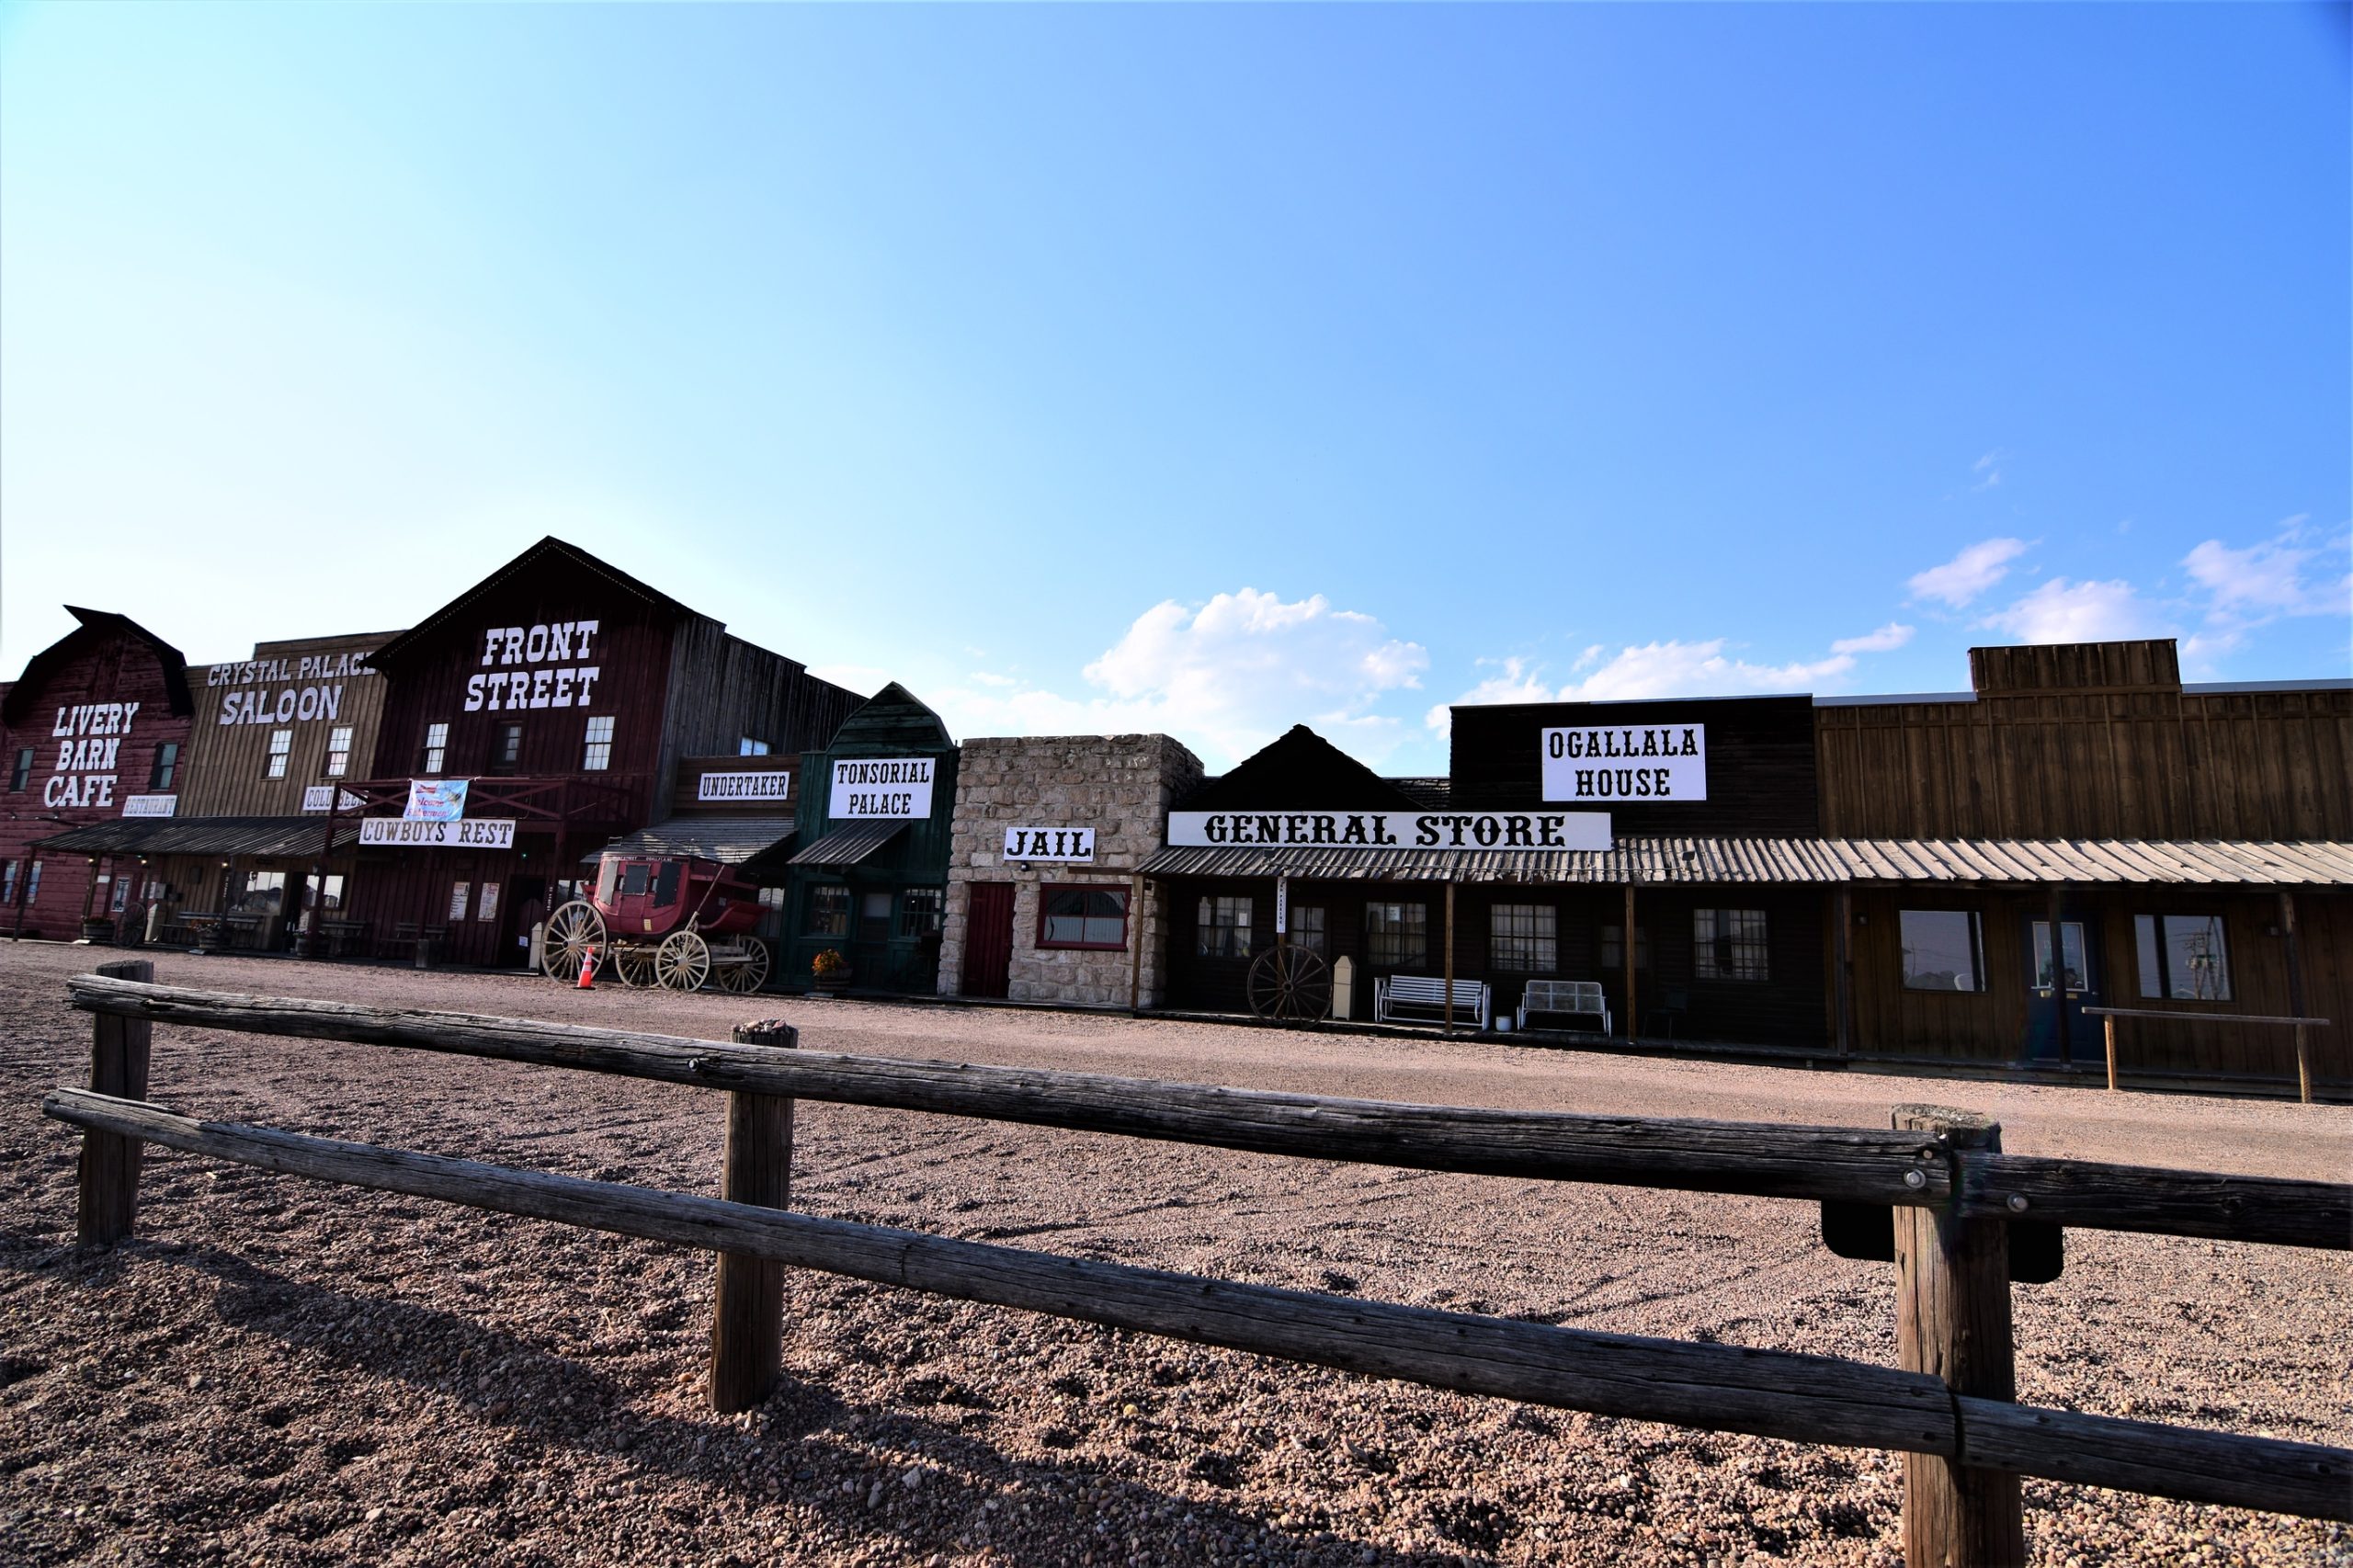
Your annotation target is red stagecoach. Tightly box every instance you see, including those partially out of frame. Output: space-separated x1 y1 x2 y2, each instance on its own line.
540 854 772 993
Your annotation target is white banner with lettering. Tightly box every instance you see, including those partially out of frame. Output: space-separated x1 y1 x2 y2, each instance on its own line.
1167 810 1608 852
829 757 935 819
1540 723 1707 803
1004 826 1095 863
359 817 517 849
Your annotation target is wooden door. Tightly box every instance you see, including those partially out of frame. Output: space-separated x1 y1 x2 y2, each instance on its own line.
961 882 1016 999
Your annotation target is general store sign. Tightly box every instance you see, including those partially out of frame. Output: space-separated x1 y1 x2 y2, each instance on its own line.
405 778 470 821
1541 724 1708 802
698 769 792 803
359 817 517 849
829 757 935 819
301 786 367 813
1004 826 1095 863
1167 811 1609 851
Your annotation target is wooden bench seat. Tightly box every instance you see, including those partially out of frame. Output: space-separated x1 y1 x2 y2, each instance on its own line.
1518 979 1610 1035
1373 974 1492 1030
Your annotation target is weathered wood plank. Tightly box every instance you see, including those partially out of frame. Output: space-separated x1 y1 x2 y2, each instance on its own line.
710 1020 797 1414
75 959 153 1246
41 1088 2352 1522
42 1086 1956 1455
63 975 1954 1207
1965 1154 2351 1251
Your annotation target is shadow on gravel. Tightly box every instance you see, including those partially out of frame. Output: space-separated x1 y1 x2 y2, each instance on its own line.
17 1233 1491 1567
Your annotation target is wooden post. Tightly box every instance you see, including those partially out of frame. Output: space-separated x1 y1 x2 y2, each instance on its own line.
2279 892 2311 1105
1128 872 1145 1016
711 1019 798 1413
1442 881 1456 1036
1622 881 1638 1041
77 958 155 1246
2104 1015 2119 1092
1835 887 1855 1059
1893 1105 2025 1567
2045 883 2071 1066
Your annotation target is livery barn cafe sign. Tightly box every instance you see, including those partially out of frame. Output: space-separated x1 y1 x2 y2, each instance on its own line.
1168 811 1609 851
42 701 143 809
1541 724 1707 802
829 757 935 820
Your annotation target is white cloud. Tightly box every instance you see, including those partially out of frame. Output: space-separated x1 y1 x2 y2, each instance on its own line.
1976 577 2156 643
1971 449 2006 491
1831 621 1915 655
928 587 1428 770
1907 538 2031 608
2181 525 2346 617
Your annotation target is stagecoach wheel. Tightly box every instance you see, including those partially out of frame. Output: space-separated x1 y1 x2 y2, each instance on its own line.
714 939 771 994
611 945 657 988
1246 946 1333 1022
540 900 607 982
655 929 712 992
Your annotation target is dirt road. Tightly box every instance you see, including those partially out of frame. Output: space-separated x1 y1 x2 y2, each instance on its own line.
3 943 2346 1565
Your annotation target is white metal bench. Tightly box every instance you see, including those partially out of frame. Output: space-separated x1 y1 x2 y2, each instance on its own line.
1518 979 1610 1035
1373 974 1492 1029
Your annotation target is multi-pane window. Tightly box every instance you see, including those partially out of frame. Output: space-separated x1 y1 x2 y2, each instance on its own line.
477 882 500 924
1365 902 1428 968
1694 908 1768 981
110 877 131 915
2 862 16 903
901 886 947 937
756 885 787 939
324 726 353 778
264 729 292 778
10 747 34 791
739 737 770 756
1287 904 1326 956
582 715 616 771
449 881 471 922
1599 924 1650 971
1901 910 1986 992
1489 903 1558 972
24 861 41 904
2136 915 2232 1001
808 883 851 937
1197 895 1253 959
147 742 180 790
1040 887 1126 949
419 722 449 774
491 722 524 775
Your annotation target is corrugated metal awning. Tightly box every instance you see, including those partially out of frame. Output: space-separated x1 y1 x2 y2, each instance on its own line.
1137 835 2353 887
33 815 358 859
786 821 909 868
581 816 796 868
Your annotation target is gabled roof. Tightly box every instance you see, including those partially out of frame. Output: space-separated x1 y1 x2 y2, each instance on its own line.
1176 725 1426 812
367 537 699 670
2 607 194 725
824 682 954 752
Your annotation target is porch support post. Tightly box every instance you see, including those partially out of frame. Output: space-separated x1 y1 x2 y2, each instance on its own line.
2045 882 2071 1066
1834 885 1855 1059
309 789 340 958
1622 880 1638 1041
1441 881 1456 1037
2279 890 2311 1105
1128 872 1145 1016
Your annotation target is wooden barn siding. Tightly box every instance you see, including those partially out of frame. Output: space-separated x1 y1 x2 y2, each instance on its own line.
351 846 530 969
1449 695 1818 838
1 631 194 936
1818 687 2353 840
655 622 863 818
177 638 393 817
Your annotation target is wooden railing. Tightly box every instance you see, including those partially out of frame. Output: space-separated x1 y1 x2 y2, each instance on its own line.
49 963 2353 1560
2083 1005 2332 1102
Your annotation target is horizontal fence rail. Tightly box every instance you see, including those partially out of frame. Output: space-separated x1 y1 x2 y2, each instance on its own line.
66 975 2353 1250
42 1087 2353 1524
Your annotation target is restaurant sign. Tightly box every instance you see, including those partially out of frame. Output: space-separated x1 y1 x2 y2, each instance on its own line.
358 817 517 849
120 794 178 819
1004 826 1095 863
829 757 935 820
1167 811 1609 851
405 778 470 821
698 769 792 803
1541 724 1708 802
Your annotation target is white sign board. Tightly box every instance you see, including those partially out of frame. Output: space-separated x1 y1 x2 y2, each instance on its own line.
698 769 792 803
301 785 366 813
120 794 177 819
359 817 517 849
829 757 935 820
1003 826 1095 863
1166 810 1609 852
1541 724 1707 803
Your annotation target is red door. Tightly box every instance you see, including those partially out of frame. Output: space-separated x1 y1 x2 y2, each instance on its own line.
961 882 1016 999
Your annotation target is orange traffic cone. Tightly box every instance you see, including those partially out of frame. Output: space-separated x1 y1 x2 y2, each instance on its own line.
576 945 597 989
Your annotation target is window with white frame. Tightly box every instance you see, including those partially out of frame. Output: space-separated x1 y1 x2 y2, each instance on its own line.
2135 914 2232 1001
1694 908 1768 981
1287 903 1326 957
739 737 770 756
324 726 353 778
419 722 449 774
1489 903 1558 972
264 729 292 778
1197 895 1253 959
582 715 616 771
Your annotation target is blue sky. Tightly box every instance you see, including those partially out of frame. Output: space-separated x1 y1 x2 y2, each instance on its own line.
3 3 2346 772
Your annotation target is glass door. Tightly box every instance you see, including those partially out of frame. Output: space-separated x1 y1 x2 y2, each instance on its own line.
2022 916 2102 1062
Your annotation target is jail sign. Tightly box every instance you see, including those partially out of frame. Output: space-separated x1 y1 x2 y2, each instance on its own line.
1003 826 1095 863
1541 724 1708 802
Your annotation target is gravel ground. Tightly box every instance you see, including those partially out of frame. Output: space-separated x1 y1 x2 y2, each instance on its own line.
2 942 2347 1567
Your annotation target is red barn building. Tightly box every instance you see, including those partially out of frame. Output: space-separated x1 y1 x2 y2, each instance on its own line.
2 608 198 939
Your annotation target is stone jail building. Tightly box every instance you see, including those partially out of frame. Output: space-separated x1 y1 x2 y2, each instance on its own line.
940 733 1203 1006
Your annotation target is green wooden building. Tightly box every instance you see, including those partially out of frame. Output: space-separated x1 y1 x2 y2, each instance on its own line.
779 683 958 994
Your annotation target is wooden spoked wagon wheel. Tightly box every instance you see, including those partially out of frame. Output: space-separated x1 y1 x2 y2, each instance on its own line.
1246 945 1332 1022
655 929 712 992
540 900 607 982
712 939 771 994
610 946 658 988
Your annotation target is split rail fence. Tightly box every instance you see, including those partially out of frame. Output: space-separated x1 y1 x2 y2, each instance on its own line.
48 962 2353 1563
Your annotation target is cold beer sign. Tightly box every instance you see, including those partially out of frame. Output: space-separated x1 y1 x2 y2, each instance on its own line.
1541 724 1707 803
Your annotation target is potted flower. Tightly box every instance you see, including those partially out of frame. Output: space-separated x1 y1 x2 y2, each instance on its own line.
810 948 852 995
